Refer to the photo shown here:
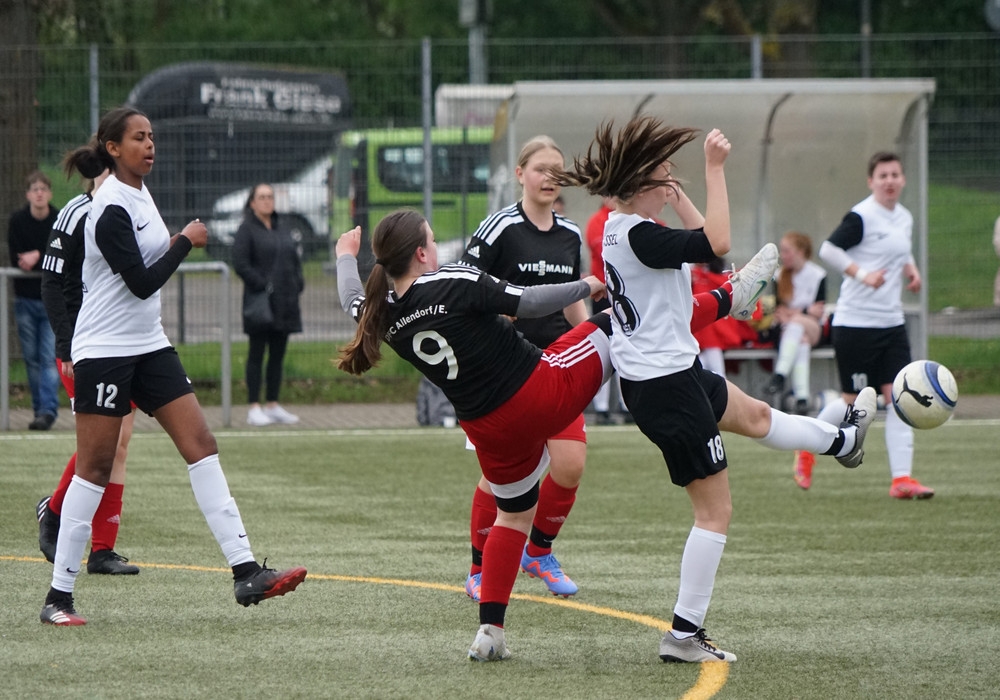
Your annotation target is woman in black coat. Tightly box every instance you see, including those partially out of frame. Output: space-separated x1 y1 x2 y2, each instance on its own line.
232 183 305 426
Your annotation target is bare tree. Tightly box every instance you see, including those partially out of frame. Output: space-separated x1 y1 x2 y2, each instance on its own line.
0 0 40 239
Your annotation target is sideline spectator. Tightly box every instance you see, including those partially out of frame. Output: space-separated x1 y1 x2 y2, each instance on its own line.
232 183 304 427
8 170 61 430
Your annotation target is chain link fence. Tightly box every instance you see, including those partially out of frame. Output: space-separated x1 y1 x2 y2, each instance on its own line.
2 33 998 408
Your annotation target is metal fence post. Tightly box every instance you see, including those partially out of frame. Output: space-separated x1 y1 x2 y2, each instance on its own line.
2 264 232 431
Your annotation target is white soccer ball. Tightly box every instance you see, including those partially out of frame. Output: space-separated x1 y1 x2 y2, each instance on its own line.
891 360 959 429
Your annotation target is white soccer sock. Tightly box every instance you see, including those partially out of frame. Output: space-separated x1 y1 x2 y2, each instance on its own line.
817 397 849 425
754 408 842 452
673 526 727 631
51 476 104 593
885 404 914 479
791 343 811 400
188 454 255 566
774 322 804 377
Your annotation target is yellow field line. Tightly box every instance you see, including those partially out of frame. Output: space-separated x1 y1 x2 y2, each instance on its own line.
4 554 728 697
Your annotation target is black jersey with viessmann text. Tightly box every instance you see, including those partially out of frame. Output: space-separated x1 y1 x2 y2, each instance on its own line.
347 264 542 420
461 202 582 348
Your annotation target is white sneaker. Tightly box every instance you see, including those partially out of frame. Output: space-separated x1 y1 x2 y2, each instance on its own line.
247 406 274 427
836 386 877 469
728 242 779 321
468 624 511 662
659 629 736 663
263 404 299 424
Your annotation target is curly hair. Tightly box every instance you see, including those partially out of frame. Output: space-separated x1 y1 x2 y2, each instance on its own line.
551 116 698 202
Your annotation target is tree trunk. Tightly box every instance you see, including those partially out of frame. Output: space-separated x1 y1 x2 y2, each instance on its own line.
0 0 40 244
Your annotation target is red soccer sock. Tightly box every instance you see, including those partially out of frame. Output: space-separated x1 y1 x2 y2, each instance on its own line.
479 525 528 607
49 453 77 515
690 287 727 334
90 482 124 552
526 475 578 557
469 486 496 576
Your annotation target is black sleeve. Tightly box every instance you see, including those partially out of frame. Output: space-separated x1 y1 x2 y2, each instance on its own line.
628 220 717 269
96 205 193 300
40 223 82 362
827 212 864 251
815 277 827 305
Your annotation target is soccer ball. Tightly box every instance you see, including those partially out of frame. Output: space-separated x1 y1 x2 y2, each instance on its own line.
891 360 959 429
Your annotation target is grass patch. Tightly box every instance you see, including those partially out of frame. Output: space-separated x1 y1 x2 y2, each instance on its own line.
927 182 999 311
930 335 1000 394
2 422 998 698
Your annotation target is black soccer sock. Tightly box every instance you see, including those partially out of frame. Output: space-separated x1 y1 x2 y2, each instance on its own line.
232 560 262 581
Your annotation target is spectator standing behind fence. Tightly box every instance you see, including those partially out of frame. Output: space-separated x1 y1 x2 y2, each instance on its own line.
232 183 304 427
811 151 933 500
762 231 828 414
7 171 61 430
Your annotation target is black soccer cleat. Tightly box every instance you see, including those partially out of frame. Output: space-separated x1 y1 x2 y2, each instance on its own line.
87 549 140 575
37 496 60 564
40 599 86 626
234 561 307 607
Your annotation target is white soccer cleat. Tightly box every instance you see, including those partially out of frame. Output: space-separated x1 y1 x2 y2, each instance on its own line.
728 243 779 321
468 624 511 662
659 628 736 663
836 386 877 469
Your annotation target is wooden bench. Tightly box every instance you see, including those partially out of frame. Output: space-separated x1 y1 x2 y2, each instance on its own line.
722 346 838 401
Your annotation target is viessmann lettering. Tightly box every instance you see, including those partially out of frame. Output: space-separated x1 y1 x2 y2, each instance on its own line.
200 77 343 115
517 260 574 276
385 305 448 338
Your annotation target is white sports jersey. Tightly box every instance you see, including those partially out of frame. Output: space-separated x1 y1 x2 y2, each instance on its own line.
72 175 172 361
785 259 827 311
602 211 714 381
829 194 913 328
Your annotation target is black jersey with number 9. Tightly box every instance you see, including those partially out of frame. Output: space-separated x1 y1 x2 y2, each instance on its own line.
353 264 542 420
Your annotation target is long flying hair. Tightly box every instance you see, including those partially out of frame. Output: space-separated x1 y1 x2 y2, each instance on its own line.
552 116 698 202
338 209 428 375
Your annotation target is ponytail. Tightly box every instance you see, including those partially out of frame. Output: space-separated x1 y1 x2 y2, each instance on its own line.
337 263 392 375
337 209 429 375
